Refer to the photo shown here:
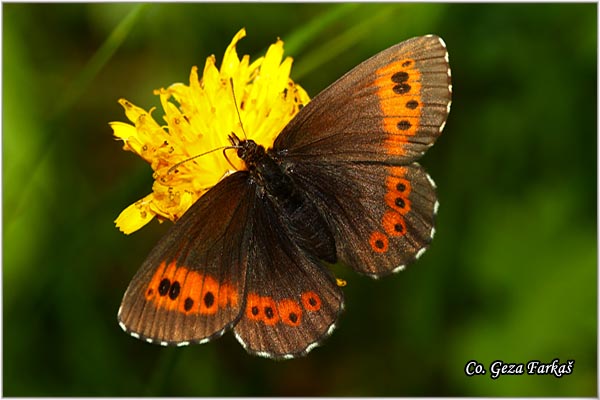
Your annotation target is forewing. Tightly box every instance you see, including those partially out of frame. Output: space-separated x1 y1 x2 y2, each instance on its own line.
273 35 451 163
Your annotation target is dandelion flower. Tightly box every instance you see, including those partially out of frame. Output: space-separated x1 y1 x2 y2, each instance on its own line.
110 28 310 234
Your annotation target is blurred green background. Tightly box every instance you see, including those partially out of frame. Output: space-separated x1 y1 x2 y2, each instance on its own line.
3 3 596 396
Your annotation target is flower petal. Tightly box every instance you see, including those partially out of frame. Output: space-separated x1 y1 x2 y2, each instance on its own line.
115 196 155 234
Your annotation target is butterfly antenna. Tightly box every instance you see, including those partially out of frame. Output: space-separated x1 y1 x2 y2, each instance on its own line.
169 79 246 176
167 146 228 175
230 77 248 140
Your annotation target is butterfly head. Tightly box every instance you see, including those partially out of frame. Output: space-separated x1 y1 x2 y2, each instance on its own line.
228 133 265 170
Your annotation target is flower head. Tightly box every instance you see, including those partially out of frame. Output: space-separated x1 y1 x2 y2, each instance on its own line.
111 28 310 234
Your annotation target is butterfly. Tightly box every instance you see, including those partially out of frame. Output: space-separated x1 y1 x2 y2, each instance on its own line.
118 35 452 359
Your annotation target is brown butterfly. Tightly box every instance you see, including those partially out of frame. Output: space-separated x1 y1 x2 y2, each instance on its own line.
118 35 452 359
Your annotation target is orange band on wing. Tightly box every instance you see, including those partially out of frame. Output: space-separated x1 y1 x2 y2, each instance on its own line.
382 211 407 237
374 57 424 156
144 261 239 315
277 299 303 327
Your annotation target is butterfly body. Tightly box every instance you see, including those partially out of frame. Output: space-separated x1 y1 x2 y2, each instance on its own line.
119 35 452 359
232 134 337 263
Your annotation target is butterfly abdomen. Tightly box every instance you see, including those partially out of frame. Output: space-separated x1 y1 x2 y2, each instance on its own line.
240 140 336 264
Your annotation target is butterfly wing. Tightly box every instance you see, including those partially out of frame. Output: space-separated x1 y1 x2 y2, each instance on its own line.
118 172 256 345
119 35 449 353
233 192 344 359
273 35 451 163
119 171 343 356
287 161 437 277
272 35 451 276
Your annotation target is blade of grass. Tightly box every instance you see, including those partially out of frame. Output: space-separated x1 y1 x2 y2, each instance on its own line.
10 4 148 228
291 4 400 81
53 4 148 117
146 347 181 396
282 3 361 56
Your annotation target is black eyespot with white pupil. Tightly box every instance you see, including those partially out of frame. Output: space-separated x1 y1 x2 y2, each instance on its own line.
158 279 171 296
169 281 181 300
391 71 409 83
265 307 274 319
391 71 411 94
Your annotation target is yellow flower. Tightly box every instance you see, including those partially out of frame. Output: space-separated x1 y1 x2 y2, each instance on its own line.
111 28 310 234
